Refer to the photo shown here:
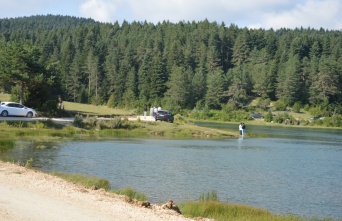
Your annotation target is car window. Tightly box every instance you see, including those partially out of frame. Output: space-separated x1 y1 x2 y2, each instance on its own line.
7 103 15 107
16 104 24 108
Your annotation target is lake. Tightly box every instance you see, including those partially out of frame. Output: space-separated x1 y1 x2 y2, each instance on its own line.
4 124 342 219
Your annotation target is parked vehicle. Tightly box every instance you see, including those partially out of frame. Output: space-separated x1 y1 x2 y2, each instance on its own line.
0 102 36 118
310 116 319 121
155 110 174 122
250 113 264 119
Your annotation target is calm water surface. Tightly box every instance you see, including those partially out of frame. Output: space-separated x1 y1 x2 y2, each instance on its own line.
6 124 342 219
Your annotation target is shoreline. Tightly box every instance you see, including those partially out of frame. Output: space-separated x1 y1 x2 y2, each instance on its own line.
0 161 199 221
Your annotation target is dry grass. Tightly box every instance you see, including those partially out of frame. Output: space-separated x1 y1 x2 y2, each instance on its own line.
63 101 131 116
0 93 10 102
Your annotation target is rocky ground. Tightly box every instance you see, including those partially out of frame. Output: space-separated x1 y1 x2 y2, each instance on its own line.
0 161 200 221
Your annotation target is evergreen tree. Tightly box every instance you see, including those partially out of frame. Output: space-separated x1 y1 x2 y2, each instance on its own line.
205 69 226 109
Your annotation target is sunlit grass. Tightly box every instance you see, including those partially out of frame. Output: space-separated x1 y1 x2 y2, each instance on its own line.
179 191 333 221
111 187 148 201
63 101 131 116
0 93 10 101
50 172 111 190
50 172 148 201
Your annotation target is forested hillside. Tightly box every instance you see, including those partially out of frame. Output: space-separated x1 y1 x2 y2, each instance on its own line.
0 15 341 115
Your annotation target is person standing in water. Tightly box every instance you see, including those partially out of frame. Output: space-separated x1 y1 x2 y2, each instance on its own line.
242 123 246 138
239 123 243 137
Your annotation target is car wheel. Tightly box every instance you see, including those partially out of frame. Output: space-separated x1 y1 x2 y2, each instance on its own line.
1 110 8 117
27 112 33 118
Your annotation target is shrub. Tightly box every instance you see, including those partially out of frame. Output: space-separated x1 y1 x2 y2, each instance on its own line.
109 117 123 129
73 114 84 128
292 102 301 113
84 117 97 128
303 104 310 111
273 99 287 111
257 98 270 110
107 94 116 108
264 111 273 122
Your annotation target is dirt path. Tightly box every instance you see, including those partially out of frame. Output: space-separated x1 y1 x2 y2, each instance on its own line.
0 161 194 221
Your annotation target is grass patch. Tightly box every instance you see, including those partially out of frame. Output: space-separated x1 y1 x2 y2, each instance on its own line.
111 187 148 201
50 172 148 201
63 101 131 116
0 140 15 154
51 172 111 190
179 191 334 221
0 93 10 101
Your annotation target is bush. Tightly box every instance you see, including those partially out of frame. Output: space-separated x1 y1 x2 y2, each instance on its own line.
273 99 287 111
303 104 310 111
264 111 273 122
109 117 123 129
257 98 270 110
73 114 84 128
292 102 301 113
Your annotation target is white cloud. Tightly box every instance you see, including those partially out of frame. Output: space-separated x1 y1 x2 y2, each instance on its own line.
80 0 120 22
0 0 341 30
251 0 342 30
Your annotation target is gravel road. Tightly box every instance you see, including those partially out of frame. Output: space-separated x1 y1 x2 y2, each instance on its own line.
0 162 194 221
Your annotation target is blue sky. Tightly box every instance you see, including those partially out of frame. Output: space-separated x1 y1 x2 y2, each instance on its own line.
0 0 341 30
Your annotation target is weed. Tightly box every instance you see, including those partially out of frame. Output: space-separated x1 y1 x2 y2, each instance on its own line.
111 187 148 201
25 158 33 168
50 172 111 190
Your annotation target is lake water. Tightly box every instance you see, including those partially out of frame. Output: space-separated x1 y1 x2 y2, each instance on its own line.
4 124 342 219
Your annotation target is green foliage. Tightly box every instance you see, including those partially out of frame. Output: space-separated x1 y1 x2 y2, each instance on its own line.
107 94 116 108
273 99 288 111
256 98 271 111
303 104 310 111
0 140 15 154
1 16 342 123
51 172 111 190
73 114 84 128
25 158 34 168
109 117 123 129
199 190 219 202
264 111 273 122
111 187 148 201
292 102 302 113
179 192 319 221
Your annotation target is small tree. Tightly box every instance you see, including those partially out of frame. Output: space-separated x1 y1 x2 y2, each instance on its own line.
273 99 287 111
292 102 302 113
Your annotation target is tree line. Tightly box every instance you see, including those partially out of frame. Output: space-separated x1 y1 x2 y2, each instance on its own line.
0 15 341 115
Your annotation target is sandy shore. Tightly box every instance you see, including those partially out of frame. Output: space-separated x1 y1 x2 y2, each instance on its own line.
0 161 197 221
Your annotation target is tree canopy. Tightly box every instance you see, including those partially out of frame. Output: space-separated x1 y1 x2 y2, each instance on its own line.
0 15 341 114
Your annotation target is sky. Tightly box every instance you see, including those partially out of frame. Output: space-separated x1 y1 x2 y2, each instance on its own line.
0 0 341 30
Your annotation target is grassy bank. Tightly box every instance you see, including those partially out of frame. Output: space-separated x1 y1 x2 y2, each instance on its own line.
47 173 333 221
178 191 335 221
50 172 148 201
0 117 237 142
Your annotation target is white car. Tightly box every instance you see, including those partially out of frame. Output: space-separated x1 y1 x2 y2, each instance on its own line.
0 102 37 118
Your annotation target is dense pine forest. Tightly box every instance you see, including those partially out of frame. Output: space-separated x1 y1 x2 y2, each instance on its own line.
0 15 341 123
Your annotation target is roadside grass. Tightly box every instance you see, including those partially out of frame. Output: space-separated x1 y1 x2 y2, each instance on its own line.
50 172 111 190
179 191 333 221
63 101 131 116
111 188 148 201
50 172 148 201
0 93 10 101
